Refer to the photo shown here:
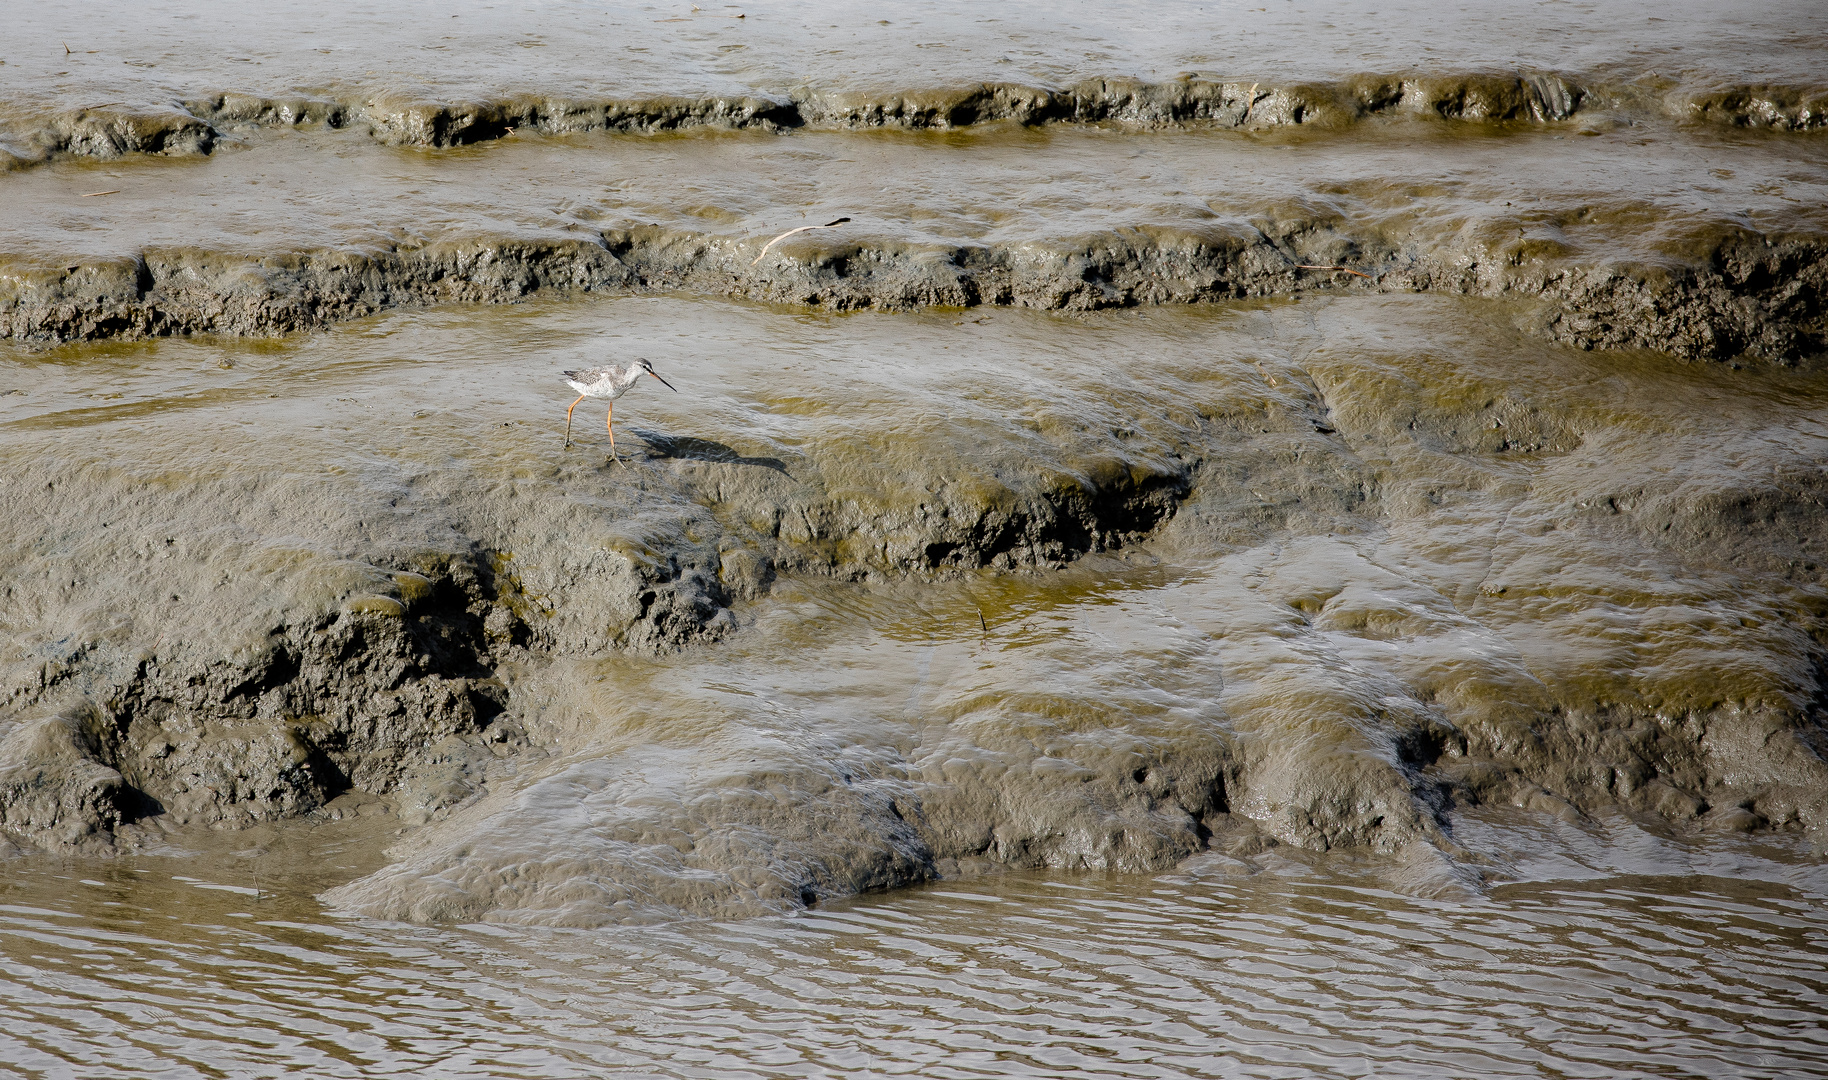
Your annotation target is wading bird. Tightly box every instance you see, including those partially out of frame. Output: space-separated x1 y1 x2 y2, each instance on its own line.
562 358 677 466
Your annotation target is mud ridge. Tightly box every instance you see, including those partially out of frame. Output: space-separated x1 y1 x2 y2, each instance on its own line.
6 73 1823 172
1 553 516 850
7 287 1828 919
6 224 1824 364
0 445 1197 853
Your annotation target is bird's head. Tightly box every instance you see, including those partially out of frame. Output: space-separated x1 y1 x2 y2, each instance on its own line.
635 358 677 392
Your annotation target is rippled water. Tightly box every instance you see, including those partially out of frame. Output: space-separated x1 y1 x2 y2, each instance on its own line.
3 818 1825 1078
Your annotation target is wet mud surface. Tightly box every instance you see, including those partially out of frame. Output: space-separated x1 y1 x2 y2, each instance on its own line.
4 0 1826 161
3 2 1827 1073
5 121 1826 365
4 3 1827 363
4 296 1827 929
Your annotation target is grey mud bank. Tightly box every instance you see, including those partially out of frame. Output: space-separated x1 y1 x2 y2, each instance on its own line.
4 296 1828 925
5 3 1826 366
5 114 1827 366
3 0 1827 926
9 217 1828 367
5 70 1823 173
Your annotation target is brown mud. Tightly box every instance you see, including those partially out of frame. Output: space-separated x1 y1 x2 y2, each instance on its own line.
2 296 1825 927
2 0 1826 936
5 119 1826 365
5 72 1825 175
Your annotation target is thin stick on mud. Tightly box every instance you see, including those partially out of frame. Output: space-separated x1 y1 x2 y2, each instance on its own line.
80 190 121 197
978 607 989 635
1294 264 1374 280
752 217 851 265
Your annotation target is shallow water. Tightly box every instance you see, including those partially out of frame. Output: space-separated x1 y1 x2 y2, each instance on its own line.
3 816 1825 1079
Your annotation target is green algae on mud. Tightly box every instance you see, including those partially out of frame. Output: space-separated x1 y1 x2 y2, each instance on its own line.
1 293 1825 924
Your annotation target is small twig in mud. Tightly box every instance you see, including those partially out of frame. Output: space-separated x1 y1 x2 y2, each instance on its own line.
63 42 72 55
1294 264 1374 280
978 607 989 635
79 189 120 197
752 217 851 265
243 848 268 901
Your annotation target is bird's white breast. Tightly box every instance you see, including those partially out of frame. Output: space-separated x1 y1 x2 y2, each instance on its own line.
569 377 620 397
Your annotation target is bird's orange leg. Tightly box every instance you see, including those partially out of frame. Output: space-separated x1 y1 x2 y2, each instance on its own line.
564 394 585 447
606 400 625 469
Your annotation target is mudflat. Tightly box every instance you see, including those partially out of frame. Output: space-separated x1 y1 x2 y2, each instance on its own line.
2 3 1826 1076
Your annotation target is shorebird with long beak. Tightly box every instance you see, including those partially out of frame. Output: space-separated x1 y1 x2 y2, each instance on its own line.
562 358 677 466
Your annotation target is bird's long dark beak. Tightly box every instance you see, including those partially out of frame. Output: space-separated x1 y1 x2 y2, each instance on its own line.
650 371 677 392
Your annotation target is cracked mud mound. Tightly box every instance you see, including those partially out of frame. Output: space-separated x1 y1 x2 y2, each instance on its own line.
3 295 1825 925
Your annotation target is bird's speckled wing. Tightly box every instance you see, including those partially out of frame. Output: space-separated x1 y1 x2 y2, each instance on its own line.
562 367 614 384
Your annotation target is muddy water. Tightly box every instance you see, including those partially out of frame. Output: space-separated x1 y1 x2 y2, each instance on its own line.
2 817 1825 1078
6 0 1827 113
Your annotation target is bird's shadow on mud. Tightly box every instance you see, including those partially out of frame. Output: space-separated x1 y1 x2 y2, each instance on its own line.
633 430 792 476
